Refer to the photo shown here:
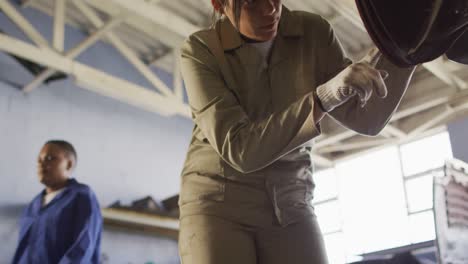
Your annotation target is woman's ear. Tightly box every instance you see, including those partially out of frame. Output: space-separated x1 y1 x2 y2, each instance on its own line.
66 160 73 171
211 0 223 13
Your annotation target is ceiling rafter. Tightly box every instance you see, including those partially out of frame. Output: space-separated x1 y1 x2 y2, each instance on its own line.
72 0 174 97
46 0 185 49
332 125 447 163
317 99 468 156
0 0 50 47
173 50 184 101
314 88 468 152
23 15 124 92
52 0 65 52
0 0 188 117
92 0 200 38
0 30 189 117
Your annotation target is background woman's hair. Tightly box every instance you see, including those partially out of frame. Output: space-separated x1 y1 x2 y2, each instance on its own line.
211 0 242 29
45 140 78 165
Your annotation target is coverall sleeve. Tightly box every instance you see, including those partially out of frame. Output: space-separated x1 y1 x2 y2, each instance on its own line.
318 18 416 136
180 36 321 174
58 191 102 264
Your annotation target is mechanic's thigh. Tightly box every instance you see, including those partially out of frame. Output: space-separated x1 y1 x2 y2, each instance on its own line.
179 215 257 264
256 216 329 264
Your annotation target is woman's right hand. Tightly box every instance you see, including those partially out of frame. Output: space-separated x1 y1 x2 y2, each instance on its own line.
316 48 389 112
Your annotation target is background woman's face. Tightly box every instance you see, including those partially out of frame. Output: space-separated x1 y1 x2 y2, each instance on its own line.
225 0 282 41
37 144 71 187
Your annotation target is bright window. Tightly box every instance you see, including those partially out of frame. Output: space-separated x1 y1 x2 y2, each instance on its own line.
312 131 453 263
323 232 347 264
400 131 452 243
405 174 434 213
408 210 436 243
400 132 453 176
313 168 338 203
336 147 409 255
315 201 342 234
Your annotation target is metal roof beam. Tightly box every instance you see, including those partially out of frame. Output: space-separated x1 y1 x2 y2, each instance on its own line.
52 0 66 52
72 0 174 97
83 0 185 48
0 32 190 117
89 0 200 38
0 0 50 48
23 16 124 93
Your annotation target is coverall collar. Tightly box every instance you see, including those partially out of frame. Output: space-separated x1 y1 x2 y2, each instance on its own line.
36 178 78 211
219 6 303 51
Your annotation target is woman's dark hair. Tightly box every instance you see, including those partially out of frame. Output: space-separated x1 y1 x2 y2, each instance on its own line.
45 140 78 165
212 0 242 28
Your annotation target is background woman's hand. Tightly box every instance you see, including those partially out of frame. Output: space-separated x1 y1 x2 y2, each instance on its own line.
316 48 389 112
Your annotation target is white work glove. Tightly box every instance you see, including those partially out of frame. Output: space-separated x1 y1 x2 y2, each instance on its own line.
316 48 389 112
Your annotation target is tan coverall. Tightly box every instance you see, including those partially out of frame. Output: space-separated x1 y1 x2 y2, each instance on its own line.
178 7 415 264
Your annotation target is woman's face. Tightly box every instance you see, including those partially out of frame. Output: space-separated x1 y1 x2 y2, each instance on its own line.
224 0 282 41
37 143 72 188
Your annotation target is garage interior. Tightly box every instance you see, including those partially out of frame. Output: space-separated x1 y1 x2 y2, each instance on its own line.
1 0 468 263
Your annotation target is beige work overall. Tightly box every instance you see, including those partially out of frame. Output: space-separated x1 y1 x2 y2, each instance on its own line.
178 7 413 264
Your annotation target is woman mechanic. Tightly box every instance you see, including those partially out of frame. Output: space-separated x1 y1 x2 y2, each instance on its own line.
178 0 416 263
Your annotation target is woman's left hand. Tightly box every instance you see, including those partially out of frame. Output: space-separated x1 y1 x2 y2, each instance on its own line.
316 48 389 112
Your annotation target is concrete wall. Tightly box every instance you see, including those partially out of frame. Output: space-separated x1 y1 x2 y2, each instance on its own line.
0 2 191 262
